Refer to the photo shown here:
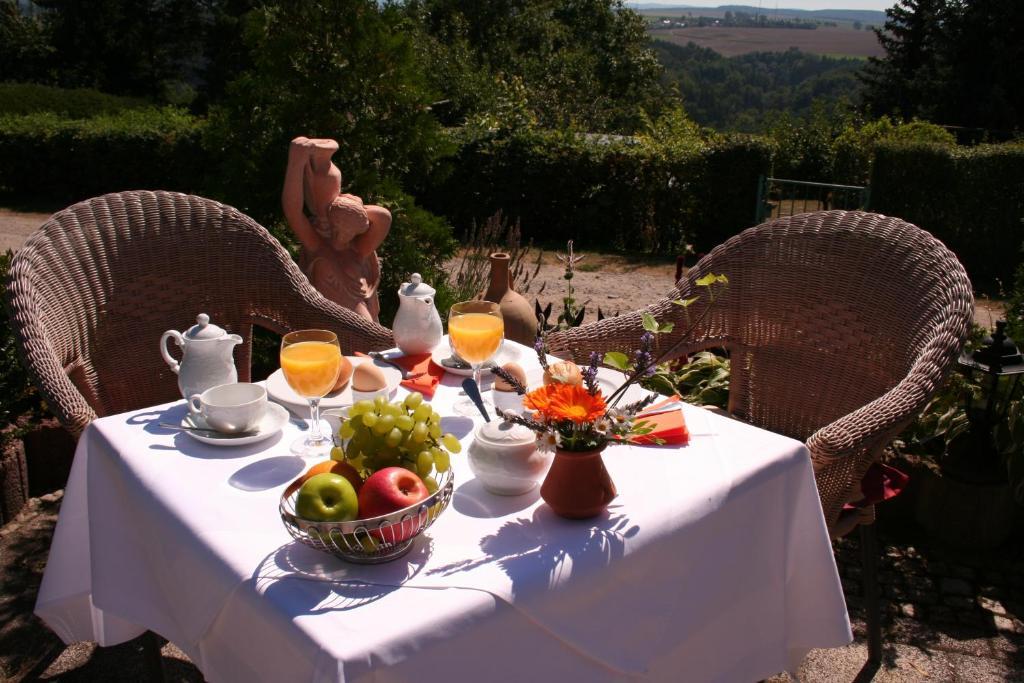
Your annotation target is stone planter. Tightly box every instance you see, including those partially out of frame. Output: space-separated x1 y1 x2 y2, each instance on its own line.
914 468 1021 550
0 430 28 525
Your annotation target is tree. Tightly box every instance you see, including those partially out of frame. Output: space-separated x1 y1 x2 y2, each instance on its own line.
402 0 669 133
206 0 457 324
861 0 1024 133
0 0 52 83
859 0 949 122
35 0 205 101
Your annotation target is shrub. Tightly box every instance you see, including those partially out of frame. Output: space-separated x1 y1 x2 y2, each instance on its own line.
422 127 771 255
204 0 457 328
0 250 48 435
869 141 1024 291
0 107 205 202
831 116 955 185
0 82 150 118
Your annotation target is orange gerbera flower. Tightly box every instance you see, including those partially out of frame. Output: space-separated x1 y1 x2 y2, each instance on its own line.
523 383 606 424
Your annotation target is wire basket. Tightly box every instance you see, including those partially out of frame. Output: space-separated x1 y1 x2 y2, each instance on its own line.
280 469 454 564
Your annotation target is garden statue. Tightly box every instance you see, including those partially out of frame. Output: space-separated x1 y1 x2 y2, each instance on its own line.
282 136 391 322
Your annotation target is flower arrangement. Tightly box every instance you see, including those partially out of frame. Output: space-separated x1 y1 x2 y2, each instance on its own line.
493 273 729 454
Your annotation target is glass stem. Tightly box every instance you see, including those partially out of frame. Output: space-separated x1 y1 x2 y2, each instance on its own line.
472 365 483 396
308 398 323 443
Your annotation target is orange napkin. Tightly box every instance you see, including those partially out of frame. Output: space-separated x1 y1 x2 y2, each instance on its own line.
356 352 446 399
628 396 690 446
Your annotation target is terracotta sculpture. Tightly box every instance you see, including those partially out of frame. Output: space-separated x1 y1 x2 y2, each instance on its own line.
282 136 391 322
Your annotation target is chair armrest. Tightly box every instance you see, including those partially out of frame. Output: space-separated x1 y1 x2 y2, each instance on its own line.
9 326 97 439
806 370 932 528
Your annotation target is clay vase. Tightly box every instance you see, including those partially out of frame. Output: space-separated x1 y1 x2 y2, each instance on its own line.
540 445 617 519
483 252 536 347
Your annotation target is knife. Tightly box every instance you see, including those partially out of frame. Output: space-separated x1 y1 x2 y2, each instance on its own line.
367 351 415 380
461 378 491 422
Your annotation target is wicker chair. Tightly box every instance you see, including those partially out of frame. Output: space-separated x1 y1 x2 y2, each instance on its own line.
6 190 395 439
548 211 974 665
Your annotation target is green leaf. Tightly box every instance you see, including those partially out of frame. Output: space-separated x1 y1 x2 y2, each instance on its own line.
658 322 675 333
695 272 728 287
672 296 699 307
641 312 659 333
603 351 630 371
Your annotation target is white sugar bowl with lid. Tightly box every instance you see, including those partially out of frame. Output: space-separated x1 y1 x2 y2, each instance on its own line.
468 421 553 496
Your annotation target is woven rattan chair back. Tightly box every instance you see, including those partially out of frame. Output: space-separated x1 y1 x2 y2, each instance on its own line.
6 191 394 437
548 211 974 531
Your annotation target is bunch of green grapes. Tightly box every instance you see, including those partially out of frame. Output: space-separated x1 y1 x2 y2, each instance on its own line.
330 392 461 488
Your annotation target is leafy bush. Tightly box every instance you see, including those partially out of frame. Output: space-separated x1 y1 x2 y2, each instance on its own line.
423 125 771 255
831 116 955 185
0 107 205 202
0 82 150 118
0 251 48 435
869 141 1024 291
204 0 457 327
642 351 730 409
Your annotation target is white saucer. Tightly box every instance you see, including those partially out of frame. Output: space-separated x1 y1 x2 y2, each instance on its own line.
265 356 402 410
431 335 523 377
182 402 289 446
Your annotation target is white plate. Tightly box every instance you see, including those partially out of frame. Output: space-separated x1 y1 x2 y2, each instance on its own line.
431 335 522 377
182 402 288 446
265 357 402 410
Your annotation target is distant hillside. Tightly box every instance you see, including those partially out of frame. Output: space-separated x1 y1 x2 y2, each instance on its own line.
631 4 887 25
653 39 865 131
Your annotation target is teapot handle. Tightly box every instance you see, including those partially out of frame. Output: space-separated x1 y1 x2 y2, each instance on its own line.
160 330 184 375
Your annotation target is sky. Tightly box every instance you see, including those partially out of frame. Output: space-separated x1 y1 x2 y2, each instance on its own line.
632 1 894 10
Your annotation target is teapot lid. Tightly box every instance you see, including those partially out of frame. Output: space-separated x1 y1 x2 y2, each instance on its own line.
184 313 228 341
399 273 435 298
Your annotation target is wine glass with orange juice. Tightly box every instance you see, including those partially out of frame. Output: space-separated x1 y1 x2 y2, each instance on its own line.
280 329 343 457
448 301 504 417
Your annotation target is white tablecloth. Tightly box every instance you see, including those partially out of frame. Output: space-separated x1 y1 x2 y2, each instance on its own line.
36 346 851 682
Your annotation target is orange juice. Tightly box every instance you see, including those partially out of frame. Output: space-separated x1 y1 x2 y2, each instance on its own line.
449 313 504 364
280 341 343 397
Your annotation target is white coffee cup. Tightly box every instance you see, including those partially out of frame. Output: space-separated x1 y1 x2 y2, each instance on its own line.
188 383 267 434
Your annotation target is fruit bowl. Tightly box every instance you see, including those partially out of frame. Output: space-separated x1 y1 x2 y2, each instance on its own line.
279 468 454 564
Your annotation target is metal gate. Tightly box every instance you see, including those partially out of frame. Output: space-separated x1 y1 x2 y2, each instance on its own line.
755 176 869 224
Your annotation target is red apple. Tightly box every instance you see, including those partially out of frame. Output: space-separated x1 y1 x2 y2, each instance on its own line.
358 467 430 543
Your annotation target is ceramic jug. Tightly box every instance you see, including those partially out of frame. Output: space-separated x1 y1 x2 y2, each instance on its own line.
393 273 442 355
160 313 243 399
483 252 535 346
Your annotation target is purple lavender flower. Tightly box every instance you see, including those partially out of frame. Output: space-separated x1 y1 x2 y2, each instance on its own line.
582 351 601 394
534 336 549 369
633 348 656 377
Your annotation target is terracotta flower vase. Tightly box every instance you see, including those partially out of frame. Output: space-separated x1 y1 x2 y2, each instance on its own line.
483 252 536 347
540 445 617 519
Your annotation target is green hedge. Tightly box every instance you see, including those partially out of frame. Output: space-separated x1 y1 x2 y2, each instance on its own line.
422 129 772 253
869 142 1024 291
0 82 151 118
0 108 205 202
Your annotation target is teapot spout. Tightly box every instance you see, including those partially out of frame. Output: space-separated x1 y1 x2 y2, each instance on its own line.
226 333 243 346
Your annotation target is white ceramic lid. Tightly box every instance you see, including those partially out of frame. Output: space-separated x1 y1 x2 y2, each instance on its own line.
399 273 435 298
184 313 228 340
476 421 536 446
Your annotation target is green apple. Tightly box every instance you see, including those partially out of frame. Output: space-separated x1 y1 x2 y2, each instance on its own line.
295 472 359 522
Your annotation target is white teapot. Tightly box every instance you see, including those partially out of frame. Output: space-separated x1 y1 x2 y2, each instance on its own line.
393 273 442 355
160 313 243 399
